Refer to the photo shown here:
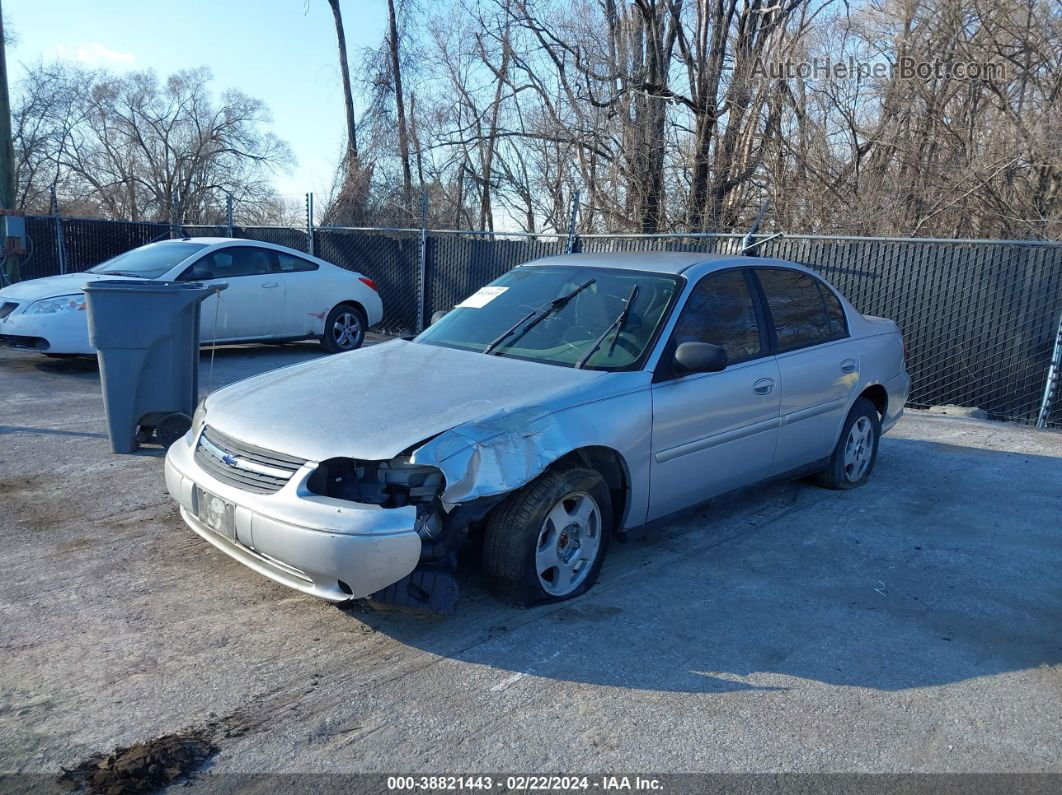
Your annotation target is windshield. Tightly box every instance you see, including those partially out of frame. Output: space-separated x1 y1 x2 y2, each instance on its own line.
88 242 209 279
416 265 681 370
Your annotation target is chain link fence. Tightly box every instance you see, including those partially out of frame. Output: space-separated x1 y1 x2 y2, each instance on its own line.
586 233 1062 426
11 215 1062 427
425 231 569 322
314 228 421 332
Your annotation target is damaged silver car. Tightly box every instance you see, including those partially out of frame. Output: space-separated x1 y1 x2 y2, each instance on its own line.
165 252 910 611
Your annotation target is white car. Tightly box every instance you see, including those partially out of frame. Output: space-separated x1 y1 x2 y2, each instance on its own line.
166 252 909 611
0 238 383 355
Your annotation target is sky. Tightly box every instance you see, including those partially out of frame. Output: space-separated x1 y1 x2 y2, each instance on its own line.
5 0 392 200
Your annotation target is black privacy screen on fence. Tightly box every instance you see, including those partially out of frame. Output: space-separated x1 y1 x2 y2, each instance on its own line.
15 215 1062 426
761 237 1062 427
425 232 568 321
579 233 1062 426
314 228 420 332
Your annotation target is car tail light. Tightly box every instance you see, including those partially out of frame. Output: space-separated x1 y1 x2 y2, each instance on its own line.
359 276 378 292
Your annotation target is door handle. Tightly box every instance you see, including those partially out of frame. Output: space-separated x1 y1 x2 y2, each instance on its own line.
753 378 775 395
840 358 857 373
261 282 279 289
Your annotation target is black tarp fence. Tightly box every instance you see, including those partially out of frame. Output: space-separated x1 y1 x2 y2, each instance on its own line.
16 215 1062 426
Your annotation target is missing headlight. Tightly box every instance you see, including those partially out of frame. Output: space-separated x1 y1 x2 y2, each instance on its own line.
307 457 444 515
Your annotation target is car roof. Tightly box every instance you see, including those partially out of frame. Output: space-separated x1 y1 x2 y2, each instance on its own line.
155 237 261 246
523 251 801 275
154 237 312 255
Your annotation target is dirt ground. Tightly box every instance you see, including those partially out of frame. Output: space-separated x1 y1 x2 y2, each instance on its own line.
0 341 1060 786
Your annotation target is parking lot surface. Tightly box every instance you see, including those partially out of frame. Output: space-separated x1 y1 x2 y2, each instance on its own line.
1 342 1060 780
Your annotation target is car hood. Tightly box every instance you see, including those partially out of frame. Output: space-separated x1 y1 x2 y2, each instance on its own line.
204 339 612 462
0 272 140 303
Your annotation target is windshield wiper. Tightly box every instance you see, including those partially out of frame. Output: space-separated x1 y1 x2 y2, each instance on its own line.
483 278 596 355
575 284 640 369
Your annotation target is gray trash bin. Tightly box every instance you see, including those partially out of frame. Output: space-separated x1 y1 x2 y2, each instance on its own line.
82 279 226 453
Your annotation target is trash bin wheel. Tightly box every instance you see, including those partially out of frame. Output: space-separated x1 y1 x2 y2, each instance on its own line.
154 412 192 448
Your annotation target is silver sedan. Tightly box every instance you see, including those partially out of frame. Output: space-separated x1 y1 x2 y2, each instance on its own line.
165 252 910 610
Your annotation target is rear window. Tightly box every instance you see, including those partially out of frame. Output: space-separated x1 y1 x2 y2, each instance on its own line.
276 252 318 272
818 283 848 337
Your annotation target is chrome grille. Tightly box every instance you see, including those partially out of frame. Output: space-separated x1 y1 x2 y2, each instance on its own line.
194 426 306 494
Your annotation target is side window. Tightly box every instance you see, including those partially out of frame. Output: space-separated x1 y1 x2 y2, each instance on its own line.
226 247 274 277
818 283 848 338
669 269 763 365
755 268 836 352
190 246 274 279
276 252 318 273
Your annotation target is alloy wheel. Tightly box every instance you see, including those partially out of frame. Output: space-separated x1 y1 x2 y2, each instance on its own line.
332 311 363 350
535 490 602 596
843 416 875 482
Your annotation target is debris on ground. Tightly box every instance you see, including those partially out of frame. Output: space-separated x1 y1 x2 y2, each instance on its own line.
927 404 989 419
56 729 217 794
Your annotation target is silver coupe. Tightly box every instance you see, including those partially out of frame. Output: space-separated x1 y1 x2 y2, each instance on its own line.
165 252 910 610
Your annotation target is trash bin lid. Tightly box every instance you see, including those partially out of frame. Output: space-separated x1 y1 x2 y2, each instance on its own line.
82 279 227 294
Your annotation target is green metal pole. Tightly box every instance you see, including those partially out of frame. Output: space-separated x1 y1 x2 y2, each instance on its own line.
0 2 20 284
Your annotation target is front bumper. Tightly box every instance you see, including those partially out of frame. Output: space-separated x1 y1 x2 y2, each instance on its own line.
0 305 93 354
165 434 422 601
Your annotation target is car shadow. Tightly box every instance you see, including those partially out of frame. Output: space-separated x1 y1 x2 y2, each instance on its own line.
342 436 1062 695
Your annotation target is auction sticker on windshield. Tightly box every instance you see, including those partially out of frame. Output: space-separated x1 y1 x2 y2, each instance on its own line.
457 285 508 308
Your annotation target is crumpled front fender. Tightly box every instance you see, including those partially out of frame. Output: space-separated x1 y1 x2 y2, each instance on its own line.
411 406 561 506
409 383 653 529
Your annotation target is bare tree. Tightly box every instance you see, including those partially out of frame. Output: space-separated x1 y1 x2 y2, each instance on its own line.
325 0 371 224
13 64 292 221
18 0 1059 238
387 0 414 215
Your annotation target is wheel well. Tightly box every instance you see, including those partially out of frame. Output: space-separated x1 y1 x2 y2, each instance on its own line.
553 446 630 532
860 384 888 419
334 300 366 320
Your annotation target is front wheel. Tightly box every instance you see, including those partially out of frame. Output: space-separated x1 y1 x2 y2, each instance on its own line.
815 397 881 489
321 303 366 353
483 467 612 605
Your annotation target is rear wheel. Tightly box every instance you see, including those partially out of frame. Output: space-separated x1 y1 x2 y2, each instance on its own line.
815 397 881 489
321 303 366 353
483 467 612 606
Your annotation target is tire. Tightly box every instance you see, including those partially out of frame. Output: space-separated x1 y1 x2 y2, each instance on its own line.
815 397 882 490
483 466 612 606
321 303 366 353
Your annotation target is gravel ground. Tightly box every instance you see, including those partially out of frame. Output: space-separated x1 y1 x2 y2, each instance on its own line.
0 341 1059 784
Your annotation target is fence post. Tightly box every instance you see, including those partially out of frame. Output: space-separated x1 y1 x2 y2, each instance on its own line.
305 192 315 256
169 194 179 239
1036 311 1062 429
565 189 581 254
50 185 67 275
416 189 428 333
225 193 234 238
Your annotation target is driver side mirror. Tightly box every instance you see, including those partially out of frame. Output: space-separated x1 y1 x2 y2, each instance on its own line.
673 341 727 374
430 309 449 326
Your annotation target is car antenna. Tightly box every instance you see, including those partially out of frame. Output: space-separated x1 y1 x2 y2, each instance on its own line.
739 199 783 256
